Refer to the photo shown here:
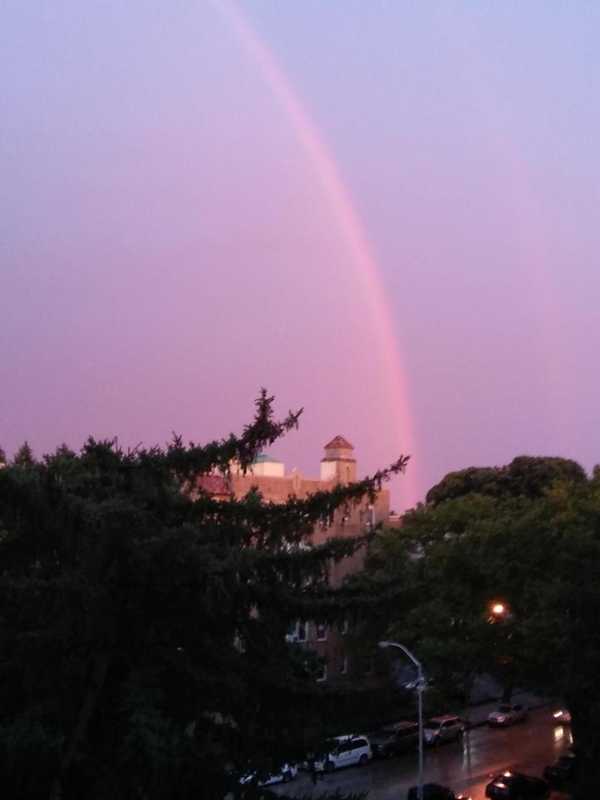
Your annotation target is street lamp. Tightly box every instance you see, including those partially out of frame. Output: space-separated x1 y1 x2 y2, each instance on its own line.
488 601 512 623
487 601 514 703
379 641 425 800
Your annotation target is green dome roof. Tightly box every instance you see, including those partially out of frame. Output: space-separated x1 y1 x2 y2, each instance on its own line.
253 453 282 464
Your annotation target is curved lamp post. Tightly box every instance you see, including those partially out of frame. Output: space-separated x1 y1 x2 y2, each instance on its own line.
379 640 425 800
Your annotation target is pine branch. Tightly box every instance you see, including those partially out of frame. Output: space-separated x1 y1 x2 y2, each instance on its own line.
166 390 302 478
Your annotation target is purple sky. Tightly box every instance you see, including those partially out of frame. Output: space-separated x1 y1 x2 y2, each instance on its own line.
2 1 599 509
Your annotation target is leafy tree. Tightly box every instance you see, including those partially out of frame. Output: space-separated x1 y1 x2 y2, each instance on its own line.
356 493 523 711
0 444 6 465
0 392 407 800
426 455 586 505
362 457 600 800
13 440 35 467
424 466 501 505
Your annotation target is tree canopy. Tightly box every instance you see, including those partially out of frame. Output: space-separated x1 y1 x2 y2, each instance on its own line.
12 440 35 468
362 456 600 799
425 455 587 505
0 392 407 799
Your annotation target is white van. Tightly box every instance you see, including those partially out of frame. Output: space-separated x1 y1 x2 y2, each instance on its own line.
315 735 372 772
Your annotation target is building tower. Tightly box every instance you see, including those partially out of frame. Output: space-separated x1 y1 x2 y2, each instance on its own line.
320 435 357 484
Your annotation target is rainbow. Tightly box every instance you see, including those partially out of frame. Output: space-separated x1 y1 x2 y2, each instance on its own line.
211 0 419 507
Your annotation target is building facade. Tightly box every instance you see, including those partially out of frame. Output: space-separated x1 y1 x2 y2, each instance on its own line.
197 436 390 683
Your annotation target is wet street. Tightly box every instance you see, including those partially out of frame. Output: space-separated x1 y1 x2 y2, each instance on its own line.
274 708 572 799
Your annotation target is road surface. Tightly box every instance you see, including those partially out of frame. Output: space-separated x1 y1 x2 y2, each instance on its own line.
274 708 572 799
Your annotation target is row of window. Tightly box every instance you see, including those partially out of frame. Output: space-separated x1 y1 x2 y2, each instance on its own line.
287 619 349 643
319 506 376 529
316 656 347 682
315 655 375 682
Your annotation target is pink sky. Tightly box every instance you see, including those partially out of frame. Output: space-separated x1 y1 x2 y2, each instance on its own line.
2 2 599 509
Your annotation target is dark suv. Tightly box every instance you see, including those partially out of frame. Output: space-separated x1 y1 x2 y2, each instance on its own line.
371 721 419 758
485 771 549 799
543 752 576 785
407 783 470 800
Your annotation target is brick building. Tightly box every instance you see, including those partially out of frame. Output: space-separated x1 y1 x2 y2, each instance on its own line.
196 436 390 683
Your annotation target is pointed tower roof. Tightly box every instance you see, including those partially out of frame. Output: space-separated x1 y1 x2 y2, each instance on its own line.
324 435 354 450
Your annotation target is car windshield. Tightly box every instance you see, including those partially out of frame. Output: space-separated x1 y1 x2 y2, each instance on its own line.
498 705 512 712
425 720 442 729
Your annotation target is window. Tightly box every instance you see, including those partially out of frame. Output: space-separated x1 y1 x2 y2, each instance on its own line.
316 663 327 682
316 623 327 642
287 620 308 642
340 618 350 635
366 504 375 528
340 655 348 675
321 512 335 530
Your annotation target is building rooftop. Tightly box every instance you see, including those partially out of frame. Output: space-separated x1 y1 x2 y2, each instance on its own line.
324 435 354 450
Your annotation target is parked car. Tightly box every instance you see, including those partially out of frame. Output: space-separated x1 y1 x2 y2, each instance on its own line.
407 783 471 800
487 703 528 727
543 752 576 785
312 734 372 772
240 763 298 787
485 770 550 799
423 715 465 746
371 720 419 758
552 708 572 724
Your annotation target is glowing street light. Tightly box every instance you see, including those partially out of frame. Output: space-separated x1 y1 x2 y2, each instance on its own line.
491 602 506 617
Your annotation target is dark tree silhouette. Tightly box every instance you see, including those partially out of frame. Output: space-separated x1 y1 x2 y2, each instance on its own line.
0 392 407 800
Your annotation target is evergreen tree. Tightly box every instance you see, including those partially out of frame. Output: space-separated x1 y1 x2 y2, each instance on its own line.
13 440 35 467
0 392 407 800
